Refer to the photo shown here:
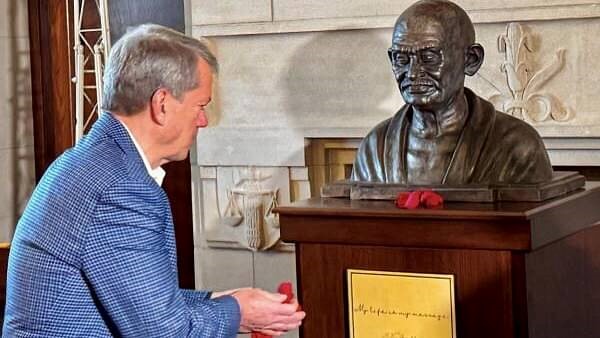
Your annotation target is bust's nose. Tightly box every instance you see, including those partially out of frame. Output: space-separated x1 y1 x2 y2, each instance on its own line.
406 56 421 80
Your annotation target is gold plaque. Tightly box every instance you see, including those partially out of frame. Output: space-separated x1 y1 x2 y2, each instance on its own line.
347 269 456 338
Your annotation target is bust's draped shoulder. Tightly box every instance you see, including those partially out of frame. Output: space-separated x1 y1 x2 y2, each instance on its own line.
351 89 553 185
351 105 409 183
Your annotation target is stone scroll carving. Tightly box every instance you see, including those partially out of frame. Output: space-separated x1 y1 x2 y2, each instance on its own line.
218 167 281 251
488 22 571 122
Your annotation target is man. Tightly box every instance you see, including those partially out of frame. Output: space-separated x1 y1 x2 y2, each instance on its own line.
352 0 553 185
3 24 304 337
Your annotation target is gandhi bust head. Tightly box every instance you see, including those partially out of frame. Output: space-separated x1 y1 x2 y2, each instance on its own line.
389 0 483 112
351 0 553 185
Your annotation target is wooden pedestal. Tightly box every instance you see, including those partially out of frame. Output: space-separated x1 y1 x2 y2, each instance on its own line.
277 186 600 338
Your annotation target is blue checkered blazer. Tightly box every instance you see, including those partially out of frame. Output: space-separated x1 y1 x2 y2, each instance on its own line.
3 113 240 337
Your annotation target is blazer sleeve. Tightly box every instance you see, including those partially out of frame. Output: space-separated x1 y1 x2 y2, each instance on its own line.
81 179 240 338
181 289 212 302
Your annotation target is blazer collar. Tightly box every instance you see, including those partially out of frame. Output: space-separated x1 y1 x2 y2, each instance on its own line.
89 112 157 185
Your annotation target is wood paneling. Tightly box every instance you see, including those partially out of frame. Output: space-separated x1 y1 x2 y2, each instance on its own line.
279 187 600 250
28 0 74 181
297 244 518 338
281 213 531 251
163 158 195 289
280 188 600 337
525 225 600 338
0 248 9 320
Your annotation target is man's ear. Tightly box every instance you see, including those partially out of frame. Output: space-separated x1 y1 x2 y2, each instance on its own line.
150 88 168 126
464 43 484 76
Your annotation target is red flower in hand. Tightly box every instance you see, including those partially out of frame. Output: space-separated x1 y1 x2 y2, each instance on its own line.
251 282 300 338
277 282 294 303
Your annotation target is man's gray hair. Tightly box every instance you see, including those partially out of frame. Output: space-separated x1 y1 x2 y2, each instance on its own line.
102 24 218 115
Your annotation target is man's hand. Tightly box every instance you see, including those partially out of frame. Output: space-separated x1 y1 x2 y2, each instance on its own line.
229 288 305 336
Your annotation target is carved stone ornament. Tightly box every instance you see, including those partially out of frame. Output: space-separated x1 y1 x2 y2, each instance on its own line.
489 22 571 122
218 167 280 251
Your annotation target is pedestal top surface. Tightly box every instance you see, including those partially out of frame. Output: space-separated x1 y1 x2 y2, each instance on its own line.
277 184 600 221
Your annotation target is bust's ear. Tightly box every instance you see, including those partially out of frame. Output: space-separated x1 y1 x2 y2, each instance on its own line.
464 43 484 76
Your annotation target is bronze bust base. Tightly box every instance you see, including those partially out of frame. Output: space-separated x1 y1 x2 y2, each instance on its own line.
322 171 585 202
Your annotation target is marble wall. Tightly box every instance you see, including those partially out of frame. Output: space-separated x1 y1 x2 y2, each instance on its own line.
0 0 35 243
190 2 600 336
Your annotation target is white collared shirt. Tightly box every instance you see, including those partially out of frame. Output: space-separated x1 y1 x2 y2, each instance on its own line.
119 120 166 186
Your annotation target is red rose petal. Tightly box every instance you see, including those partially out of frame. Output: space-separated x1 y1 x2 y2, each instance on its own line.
421 191 444 208
395 192 411 208
277 281 294 303
404 191 422 209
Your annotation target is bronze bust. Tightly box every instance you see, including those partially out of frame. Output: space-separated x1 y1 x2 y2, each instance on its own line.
351 0 553 185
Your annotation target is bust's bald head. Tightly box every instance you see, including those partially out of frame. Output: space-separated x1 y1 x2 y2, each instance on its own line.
388 0 483 111
393 0 475 49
